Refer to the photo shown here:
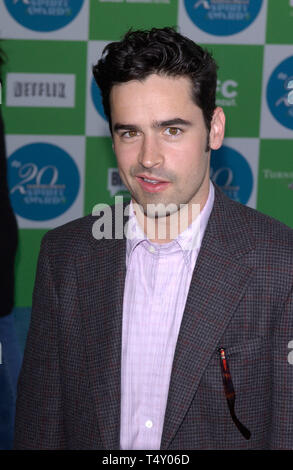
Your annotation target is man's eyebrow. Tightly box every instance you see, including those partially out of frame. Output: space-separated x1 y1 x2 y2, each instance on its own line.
113 118 192 133
153 118 193 128
113 123 141 133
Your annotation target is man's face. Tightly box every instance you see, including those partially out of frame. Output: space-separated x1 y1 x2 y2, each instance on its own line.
110 74 225 217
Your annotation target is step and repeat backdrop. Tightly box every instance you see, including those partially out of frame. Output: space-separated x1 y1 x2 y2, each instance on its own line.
0 0 293 316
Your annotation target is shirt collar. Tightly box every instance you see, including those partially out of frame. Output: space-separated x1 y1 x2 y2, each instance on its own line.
126 180 215 268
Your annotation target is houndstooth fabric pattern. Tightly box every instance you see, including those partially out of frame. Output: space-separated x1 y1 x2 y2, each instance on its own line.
13 185 293 449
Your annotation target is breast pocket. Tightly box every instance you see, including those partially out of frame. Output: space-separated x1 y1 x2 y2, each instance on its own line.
221 336 265 359
195 336 271 447
206 336 270 398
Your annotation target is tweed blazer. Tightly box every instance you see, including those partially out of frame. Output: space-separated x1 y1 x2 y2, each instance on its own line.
14 185 293 449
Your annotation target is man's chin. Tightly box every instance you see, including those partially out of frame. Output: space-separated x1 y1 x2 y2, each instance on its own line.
132 199 181 219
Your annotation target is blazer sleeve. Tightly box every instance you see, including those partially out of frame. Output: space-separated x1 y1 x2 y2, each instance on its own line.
13 234 66 449
270 285 293 449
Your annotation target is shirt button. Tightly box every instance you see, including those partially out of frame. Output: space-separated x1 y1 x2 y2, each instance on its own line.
145 420 153 428
148 246 156 253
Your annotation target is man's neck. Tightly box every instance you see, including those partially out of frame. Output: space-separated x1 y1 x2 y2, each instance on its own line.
132 184 211 245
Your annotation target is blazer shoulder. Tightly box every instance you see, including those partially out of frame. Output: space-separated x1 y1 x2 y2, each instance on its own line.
40 208 118 260
238 201 292 240
223 192 293 251
213 185 293 258
43 214 95 248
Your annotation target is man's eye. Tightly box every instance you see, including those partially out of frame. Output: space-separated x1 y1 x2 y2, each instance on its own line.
165 127 181 136
122 130 138 138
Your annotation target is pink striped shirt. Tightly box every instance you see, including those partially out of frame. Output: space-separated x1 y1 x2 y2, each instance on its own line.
120 181 215 450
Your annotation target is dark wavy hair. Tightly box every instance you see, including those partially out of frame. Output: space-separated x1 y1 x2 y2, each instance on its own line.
93 27 218 135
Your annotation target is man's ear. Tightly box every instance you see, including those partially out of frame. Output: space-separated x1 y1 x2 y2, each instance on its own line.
209 107 225 150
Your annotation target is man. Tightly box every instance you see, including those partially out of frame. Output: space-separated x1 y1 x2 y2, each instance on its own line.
14 27 293 450
0 47 18 324
0 45 20 450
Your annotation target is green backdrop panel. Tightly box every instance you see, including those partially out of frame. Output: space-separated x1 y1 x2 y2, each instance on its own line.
14 229 47 307
266 0 293 44
207 44 264 138
84 136 130 215
257 139 293 228
2 40 87 135
89 0 179 40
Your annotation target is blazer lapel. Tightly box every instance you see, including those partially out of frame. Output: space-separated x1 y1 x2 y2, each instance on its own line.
76 205 127 449
160 187 256 449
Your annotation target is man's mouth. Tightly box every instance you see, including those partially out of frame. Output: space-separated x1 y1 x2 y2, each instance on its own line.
140 177 162 184
135 175 170 192
136 174 169 183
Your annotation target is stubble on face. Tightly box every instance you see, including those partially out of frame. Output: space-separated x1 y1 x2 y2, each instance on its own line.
110 74 217 239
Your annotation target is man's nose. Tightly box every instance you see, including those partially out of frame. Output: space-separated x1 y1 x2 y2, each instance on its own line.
138 134 163 168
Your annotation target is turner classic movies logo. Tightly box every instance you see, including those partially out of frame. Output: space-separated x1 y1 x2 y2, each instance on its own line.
4 0 84 32
210 145 253 204
6 73 75 108
267 56 293 130
262 168 293 191
8 142 80 221
184 0 263 36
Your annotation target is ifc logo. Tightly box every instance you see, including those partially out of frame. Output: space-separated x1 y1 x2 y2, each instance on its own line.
184 0 263 36
91 77 108 122
4 0 84 32
266 56 293 130
210 145 253 204
8 142 80 221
